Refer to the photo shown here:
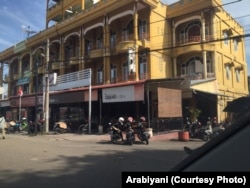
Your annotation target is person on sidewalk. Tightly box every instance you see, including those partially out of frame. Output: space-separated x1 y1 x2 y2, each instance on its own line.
0 114 6 139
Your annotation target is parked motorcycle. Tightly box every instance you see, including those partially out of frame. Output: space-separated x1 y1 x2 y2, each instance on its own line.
7 118 29 133
209 123 225 139
78 119 99 134
108 117 124 144
29 119 44 134
186 119 210 141
78 122 89 134
135 116 149 145
53 116 72 134
202 117 226 140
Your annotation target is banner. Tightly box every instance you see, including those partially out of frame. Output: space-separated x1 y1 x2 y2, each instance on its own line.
17 86 23 97
122 172 249 187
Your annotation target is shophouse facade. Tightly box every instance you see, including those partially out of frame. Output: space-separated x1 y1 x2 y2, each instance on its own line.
0 0 248 132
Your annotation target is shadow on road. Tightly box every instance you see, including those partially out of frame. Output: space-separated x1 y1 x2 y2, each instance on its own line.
0 142 190 188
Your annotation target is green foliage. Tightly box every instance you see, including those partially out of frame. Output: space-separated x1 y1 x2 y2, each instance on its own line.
189 107 201 122
85 0 94 9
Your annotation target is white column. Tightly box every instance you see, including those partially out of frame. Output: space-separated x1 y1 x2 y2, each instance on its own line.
172 21 176 46
201 12 206 42
173 57 177 77
203 51 207 79
45 38 50 133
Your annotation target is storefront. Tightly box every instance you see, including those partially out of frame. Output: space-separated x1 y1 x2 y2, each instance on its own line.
9 95 43 122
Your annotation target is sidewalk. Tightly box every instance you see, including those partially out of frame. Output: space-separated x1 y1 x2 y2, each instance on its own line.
41 130 180 141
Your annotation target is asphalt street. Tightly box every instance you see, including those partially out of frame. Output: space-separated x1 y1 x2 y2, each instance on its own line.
0 133 204 188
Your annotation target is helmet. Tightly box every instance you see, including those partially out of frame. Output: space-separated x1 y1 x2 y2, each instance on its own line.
118 117 124 123
140 116 146 122
127 117 133 122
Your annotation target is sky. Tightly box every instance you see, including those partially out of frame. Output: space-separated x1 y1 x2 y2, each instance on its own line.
0 0 249 73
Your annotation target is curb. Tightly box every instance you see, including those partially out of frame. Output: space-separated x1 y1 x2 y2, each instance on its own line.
40 131 180 141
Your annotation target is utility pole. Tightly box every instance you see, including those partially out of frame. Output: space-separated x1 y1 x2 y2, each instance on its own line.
34 57 39 135
45 39 50 134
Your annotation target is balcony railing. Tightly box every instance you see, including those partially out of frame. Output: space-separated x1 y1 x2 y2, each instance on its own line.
139 32 149 41
14 74 19 80
49 69 148 91
180 72 215 80
176 35 214 45
139 73 148 80
49 69 91 91
117 34 134 43
109 73 148 84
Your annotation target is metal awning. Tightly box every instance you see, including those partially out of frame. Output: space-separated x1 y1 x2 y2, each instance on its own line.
190 79 219 95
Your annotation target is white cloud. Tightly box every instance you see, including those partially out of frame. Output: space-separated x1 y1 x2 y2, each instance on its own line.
0 0 46 51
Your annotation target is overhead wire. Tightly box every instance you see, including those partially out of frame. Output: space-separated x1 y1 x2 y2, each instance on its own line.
2 0 250 63
148 0 249 49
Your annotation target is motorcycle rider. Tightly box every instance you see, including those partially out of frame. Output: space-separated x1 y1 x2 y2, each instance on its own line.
212 116 218 128
125 117 135 144
205 117 213 135
138 116 146 126
137 116 147 132
184 117 191 130
114 117 125 141
127 117 134 128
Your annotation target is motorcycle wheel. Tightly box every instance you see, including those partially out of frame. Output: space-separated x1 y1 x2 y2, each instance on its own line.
127 136 134 145
145 137 149 145
129 138 133 145
201 133 209 141
54 127 62 134
111 136 117 144
138 134 143 141
78 124 88 134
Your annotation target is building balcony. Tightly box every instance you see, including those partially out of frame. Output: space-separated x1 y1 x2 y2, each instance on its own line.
143 0 159 8
52 62 60 70
46 1 62 22
139 33 150 48
13 74 19 80
176 35 214 45
38 67 43 74
181 72 215 80
172 37 216 56
139 73 149 80
49 69 91 91
23 70 31 77
90 48 103 58
115 34 134 53
68 57 80 65
141 39 151 49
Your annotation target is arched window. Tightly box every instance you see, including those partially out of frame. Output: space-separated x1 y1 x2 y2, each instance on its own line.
110 64 117 83
138 19 147 40
184 20 201 43
139 56 147 79
122 20 133 41
97 65 103 84
85 39 91 55
186 56 203 75
96 33 103 49
122 62 128 81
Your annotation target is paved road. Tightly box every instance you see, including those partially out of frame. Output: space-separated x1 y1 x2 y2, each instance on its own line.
0 133 204 188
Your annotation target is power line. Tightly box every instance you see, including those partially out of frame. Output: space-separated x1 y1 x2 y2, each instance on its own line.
2 0 249 62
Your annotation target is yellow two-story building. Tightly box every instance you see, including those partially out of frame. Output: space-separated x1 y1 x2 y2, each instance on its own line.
0 0 248 132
